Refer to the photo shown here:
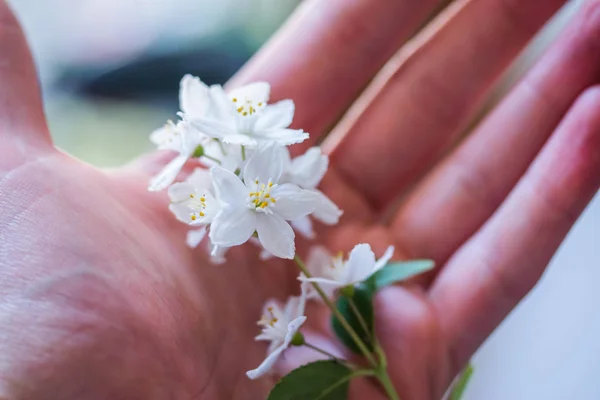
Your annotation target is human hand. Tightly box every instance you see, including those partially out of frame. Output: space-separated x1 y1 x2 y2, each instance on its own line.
1 0 599 399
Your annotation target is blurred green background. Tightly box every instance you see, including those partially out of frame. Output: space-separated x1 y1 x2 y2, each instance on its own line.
9 0 299 166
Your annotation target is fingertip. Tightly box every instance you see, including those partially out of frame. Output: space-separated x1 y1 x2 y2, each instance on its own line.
0 1 50 147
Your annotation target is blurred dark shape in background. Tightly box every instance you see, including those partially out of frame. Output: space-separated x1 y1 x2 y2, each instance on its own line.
9 0 299 166
70 35 249 108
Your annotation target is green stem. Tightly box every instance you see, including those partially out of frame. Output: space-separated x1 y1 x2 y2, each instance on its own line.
377 367 400 400
294 255 378 367
215 139 227 156
348 297 373 340
373 342 400 399
201 153 222 165
241 145 246 161
304 342 340 360
315 369 377 400
375 342 387 368
303 342 356 369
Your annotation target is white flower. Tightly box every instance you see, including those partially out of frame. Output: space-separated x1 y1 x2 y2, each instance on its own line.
179 74 211 119
148 119 209 191
246 284 308 379
148 75 216 191
300 244 394 290
189 82 308 147
209 144 321 259
168 168 220 226
186 227 207 249
280 147 343 238
301 246 340 299
201 141 247 173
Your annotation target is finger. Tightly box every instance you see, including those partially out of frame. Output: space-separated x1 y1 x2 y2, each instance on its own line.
227 0 448 153
392 1 600 267
326 0 566 207
374 287 451 400
430 85 600 371
0 2 49 149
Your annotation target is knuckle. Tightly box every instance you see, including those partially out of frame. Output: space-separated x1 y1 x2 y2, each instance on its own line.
577 84 600 109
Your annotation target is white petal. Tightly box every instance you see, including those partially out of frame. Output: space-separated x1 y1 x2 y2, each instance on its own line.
271 184 319 220
209 243 228 264
186 228 207 248
209 206 256 247
254 99 294 131
148 154 188 191
312 191 343 225
243 144 284 184
283 294 307 322
190 118 236 140
279 146 292 170
306 246 333 278
169 202 196 225
291 216 315 239
230 82 270 104
210 166 248 207
286 316 307 340
186 168 213 191
179 75 210 118
246 343 286 380
150 124 179 151
208 85 236 121
300 276 343 288
289 147 328 188
345 243 377 285
181 121 207 156
259 248 274 261
256 214 295 259
222 133 257 146
252 128 309 146
373 245 395 272
168 181 194 202
202 192 220 223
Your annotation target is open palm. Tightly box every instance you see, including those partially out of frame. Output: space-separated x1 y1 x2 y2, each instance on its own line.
1 1 599 399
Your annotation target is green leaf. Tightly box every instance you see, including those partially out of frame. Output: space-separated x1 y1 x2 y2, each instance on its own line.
267 360 353 400
331 285 374 354
369 260 435 290
449 363 474 400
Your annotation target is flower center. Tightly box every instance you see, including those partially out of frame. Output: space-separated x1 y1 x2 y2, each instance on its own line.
327 252 347 280
248 179 277 212
188 192 208 221
232 97 265 117
164 120 180 143
259 306 279 328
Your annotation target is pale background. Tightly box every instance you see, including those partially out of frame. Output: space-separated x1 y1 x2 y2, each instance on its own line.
7 0 599 398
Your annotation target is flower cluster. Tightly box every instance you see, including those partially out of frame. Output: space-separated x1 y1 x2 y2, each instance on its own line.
148 75 468 400
149 75 342 261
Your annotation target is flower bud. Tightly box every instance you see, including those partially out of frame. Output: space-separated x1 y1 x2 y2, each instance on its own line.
290 331 305 346
339 285 355 298
192 145 205 158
